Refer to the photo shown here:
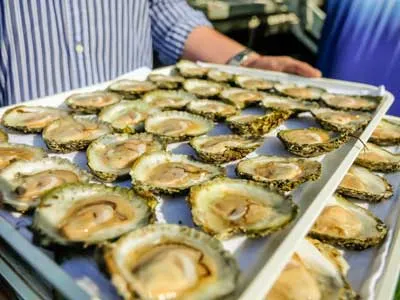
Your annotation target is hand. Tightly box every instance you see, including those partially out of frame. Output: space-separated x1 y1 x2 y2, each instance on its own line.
244 55 322 78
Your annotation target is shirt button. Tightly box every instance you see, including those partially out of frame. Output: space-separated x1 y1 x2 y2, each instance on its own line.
75 44 84 53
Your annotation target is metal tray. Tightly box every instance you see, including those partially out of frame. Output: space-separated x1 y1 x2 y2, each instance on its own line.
0 65 396 300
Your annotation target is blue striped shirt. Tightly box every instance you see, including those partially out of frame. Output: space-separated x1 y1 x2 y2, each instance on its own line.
0 0 211 107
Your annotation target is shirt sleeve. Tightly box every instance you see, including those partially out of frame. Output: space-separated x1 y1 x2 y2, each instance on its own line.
149 0 213 65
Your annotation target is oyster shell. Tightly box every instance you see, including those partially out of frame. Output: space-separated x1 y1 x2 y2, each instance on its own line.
130 151 224 195
183 79 223 98
234 75 275 91
207 69 234 83
274 83 325 101
261 94 319 114
1 106 69 133
355 143 400 173
337 165 393 202
186 99 238 121
0 143 47 171
43 116 111 153
147 73 185 89
226 110 291 136
145 111 214 143
236 156 321 192
311 108 371 133
188 178 298 239
369 118 400 146
321 93 380 111
0 157 91 212
309 194 388 250
33 183 155 245
65 91 122 114
103 224 238 300
142 90 196 110
176 60 210 78
108 79 156 99
277 127 348 157
190 135 262 163
0 128 8 143
219 87 263 109
87 133 164 182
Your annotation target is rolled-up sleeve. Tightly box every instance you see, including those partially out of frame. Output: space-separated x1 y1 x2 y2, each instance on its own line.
149 0 213 65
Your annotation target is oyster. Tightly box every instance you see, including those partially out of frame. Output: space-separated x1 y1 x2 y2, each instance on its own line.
0 143 47 171
0 157 91 212
130 151 223 195
369 118 400 146
337 165 393 202
234 75 275 91
261 94 319 114
1 105 69 133
226 110 291 136
108 79 156 99
142 90 196 110
186 99 238 121
0 128 8 142
147 73 185 89
65 91 122 114
219 87 263 109
87 133 164 182
321 93 380 111
190 135 262 163
183 79 223 98
311 108 371 133
277 127 348 157
42 116 111 153
188 178 298 239
145 111 213 143
176 60 210 78
103 224 238 300
274 83 325 101
309 194 388 250
236 156 321 192
355 143 400 172
207 69 234 83
33 183 155 245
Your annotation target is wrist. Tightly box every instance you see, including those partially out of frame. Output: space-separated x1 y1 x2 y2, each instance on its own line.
226 49 260 67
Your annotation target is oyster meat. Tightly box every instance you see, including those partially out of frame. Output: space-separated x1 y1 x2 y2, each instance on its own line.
355 143 400 172
337 165 393 202
43 116 111 153
188 178 298 239
176 60 210 78
274 83 325 101
321 93 380 111
309 194 388 250
87 133 164 182
108 79 156 98
65 91 122 114
130 151 224 195
190 135 262 163
277 127 348 157
207 69 234 83
103 224 238 300
369 118 400 146
183 79 223 98
219 87 263 109
261 94 319 114
1 106 69 133
311 108 371 133
147 73 185 89
186 99 238 121
0 157 91 212
234 75 275 91
237 156 321 192
145 111 213 143
0 143 47 171
143 90 196 110
33 183 155 245
0 128 8 143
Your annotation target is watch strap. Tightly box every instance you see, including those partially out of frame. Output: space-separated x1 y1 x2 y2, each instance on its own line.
227 49 257 66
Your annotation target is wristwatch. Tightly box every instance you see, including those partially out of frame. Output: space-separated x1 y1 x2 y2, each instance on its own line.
226 49 259 66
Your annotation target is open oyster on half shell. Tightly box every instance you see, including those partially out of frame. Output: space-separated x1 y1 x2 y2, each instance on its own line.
261 94 319 114
186 99 238 121
43 116 111 153
311 108 371 133
130 151 224 195
87 133 164 182
33 183 155 246
274 83 326 101
1 106 69 133
65 91 122 114
176 60 210 78
108 79 156 99
0 157 91 212
183 79 223 98
188 178 298 239
278 127 348 157
145 111 214 143
309 194 388 250
103 224 239 300
234 75 275 91
207 69 234 83
0 128 8 143
190 135 262 163
355 143 400 173
147 73 185 89
321 93 380 111
219 87 263 109
142 90 196 110
0 143 47 171
369 118 400 146
337 165 393 202
237 156 321 192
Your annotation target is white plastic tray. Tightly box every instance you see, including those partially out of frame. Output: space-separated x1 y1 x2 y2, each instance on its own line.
0 65 397 300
